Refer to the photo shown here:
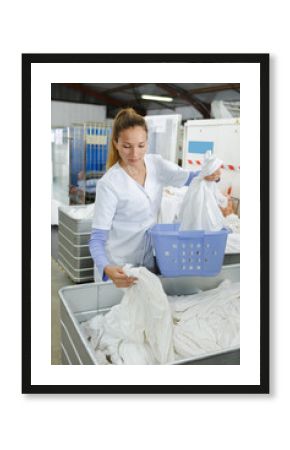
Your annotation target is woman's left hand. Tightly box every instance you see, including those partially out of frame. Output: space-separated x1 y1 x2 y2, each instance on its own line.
104 265 138 288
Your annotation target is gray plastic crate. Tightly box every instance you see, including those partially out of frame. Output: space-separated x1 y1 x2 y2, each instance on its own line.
58 253 94 283
58 206 93 233
58 221 91 245
59 264 240 365
61 344 71 365
58 242 93 269
58 230 91 257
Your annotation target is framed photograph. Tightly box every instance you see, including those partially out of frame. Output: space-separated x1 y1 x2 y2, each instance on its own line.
22 53 269 394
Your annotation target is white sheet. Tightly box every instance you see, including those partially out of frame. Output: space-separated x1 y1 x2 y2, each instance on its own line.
81 272 240 365
170 279 240 358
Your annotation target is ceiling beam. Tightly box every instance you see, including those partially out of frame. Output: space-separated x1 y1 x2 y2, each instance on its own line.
146 100 177 111
156 83 211 118
131 84 143 109
103 83 148 94
61 83 126 107
188 83 240 94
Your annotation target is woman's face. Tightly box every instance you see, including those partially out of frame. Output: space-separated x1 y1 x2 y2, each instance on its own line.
115 126 148 167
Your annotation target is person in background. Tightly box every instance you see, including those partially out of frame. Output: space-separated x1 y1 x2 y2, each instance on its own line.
89 108 199 287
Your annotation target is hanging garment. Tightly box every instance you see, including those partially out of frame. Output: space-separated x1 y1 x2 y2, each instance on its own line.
179 151 228 231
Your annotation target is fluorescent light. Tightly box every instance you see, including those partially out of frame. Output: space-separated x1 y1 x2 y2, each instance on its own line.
141 94 173 102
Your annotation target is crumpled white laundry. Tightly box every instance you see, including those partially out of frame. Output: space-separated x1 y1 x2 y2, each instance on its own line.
225 233 240 254
170 279 240 359
81 265 174 365
224 214 240 253
178 151 228 231
66 204 95 219
224 213 240 234
81 271 240 364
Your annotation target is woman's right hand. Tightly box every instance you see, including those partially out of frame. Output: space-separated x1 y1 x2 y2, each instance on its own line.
104 265 138 288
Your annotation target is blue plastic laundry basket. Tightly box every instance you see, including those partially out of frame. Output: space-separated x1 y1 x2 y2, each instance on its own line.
150 223 228 277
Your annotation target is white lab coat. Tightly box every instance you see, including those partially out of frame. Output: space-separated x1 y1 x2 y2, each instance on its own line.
92 154 190 270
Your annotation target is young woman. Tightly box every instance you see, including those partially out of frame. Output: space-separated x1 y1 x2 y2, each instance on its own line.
89 108 199 287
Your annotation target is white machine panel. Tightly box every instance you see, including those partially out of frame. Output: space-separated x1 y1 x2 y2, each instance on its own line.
182 118 240 198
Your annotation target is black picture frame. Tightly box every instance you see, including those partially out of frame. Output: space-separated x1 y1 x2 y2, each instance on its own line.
22 53 269 394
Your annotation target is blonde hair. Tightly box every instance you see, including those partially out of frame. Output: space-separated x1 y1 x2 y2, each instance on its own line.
106 108 148 169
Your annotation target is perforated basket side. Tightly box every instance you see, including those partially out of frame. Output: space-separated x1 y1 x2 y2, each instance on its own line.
151 224 228 277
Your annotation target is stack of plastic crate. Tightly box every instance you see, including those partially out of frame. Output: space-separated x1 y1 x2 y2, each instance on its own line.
58 206 94 283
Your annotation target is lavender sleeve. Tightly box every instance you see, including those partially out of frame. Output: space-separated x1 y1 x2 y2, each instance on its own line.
184 170 200 186
88 228 110 281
